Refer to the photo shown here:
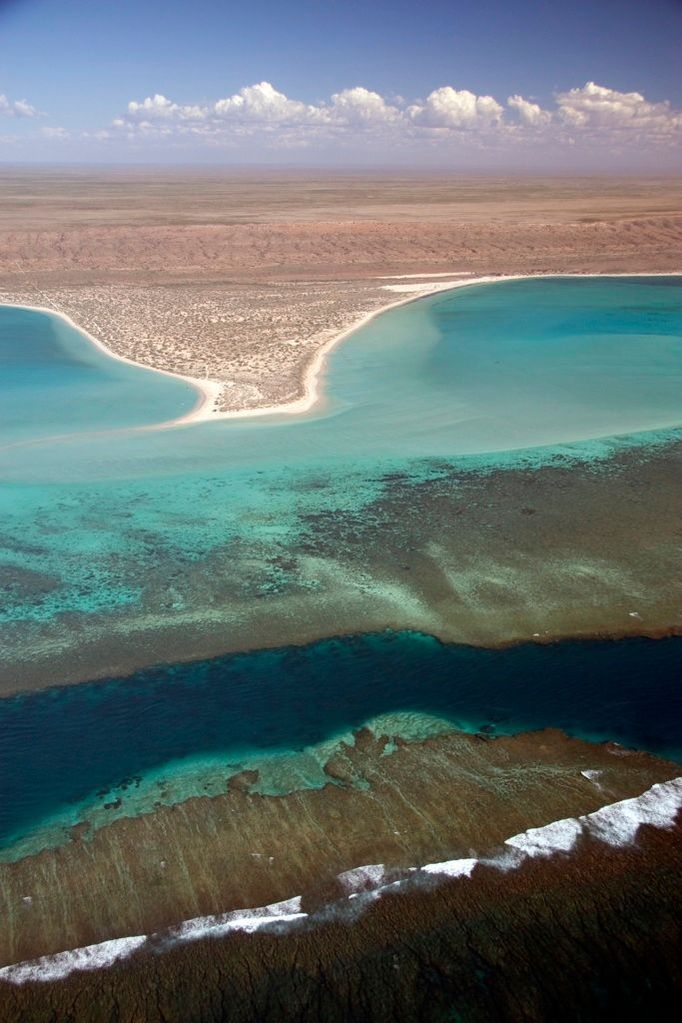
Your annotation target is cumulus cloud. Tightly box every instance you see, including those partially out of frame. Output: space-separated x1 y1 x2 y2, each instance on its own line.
507 94 551 128
127 94 205 122
117 81 402 138
327 87 401 126
408 87 503 129
214 81 312 123
555 81 682 140
109 80 682 151
0 93 40 117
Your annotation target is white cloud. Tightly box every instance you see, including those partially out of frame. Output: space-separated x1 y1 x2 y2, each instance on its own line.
327 87 401 126
0 93 41 117
114 81 406 147
408 87 503 129
128 94 174 118
121 82 402 136
108 80 682 152
507 94 551 128
214 81 311 123
41 126 70 140
555 81 682 140
128 94 205 122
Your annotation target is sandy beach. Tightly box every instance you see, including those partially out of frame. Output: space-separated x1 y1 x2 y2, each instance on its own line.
0 276 510 424
4 0 682 1009
1 172 681 693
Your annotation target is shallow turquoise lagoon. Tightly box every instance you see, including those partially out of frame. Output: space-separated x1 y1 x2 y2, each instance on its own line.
1 276 680 639
0 277 681 850
0 305 197 449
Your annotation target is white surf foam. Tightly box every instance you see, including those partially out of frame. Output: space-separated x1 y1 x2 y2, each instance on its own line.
168 896 306 943
337 863 387 894
422 857 478 879
2 776 680 985
0 936 147 985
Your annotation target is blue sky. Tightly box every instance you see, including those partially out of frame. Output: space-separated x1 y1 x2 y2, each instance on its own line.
1 0 681 167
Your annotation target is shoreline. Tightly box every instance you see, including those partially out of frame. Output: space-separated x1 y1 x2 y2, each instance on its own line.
4 610 682 702
1 273 680 698
3 270 680 430
0 301 224 428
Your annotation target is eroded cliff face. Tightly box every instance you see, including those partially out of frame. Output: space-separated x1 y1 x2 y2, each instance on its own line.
1 813 681 1023
0 722 678 968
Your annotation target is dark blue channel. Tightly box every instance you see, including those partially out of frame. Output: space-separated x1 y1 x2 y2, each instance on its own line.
1 631 681 846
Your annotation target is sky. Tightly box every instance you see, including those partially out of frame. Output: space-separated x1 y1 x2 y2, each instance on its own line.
1 0 681 169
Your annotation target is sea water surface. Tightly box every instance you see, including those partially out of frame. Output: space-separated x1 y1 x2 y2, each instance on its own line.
1 276 681 854
1 276 681 642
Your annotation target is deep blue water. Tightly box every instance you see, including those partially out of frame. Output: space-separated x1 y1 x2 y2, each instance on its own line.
1 632 681 851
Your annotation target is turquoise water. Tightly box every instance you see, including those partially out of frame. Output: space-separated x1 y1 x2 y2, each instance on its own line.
0 306 197 448
0 277 681 851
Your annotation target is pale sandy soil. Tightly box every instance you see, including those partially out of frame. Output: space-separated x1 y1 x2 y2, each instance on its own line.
0 170 680 412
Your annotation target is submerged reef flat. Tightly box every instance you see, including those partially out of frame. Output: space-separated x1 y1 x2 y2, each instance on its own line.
1 276 681 693
1 276 681 694
0 722 679 970
1 437 681 694
1 263 681 1015
2 633 681 864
